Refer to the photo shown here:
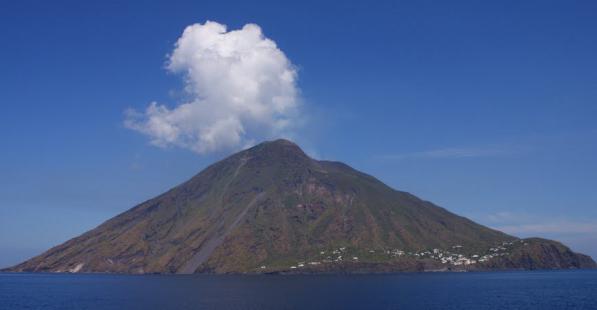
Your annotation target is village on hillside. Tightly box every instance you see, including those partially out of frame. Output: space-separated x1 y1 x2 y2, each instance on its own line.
258 239 527 272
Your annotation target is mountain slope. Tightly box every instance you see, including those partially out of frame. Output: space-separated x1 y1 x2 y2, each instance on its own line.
6 139 595 274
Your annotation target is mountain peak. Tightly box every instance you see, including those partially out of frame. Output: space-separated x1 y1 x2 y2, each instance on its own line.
267 138 298 146
261 138 302 150
246 138 310 161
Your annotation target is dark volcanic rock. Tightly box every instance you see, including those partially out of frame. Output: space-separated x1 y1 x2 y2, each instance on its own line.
4 139 595 274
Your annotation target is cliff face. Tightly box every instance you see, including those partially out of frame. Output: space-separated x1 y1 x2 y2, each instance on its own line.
5 139 595 274
478 238 597 270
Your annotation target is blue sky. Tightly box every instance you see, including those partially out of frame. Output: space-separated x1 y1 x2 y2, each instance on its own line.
1 0 596 267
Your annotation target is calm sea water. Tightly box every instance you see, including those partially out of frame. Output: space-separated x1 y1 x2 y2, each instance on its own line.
1 270 596 309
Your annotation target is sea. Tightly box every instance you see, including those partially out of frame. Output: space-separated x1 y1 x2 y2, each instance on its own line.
1 270 596 309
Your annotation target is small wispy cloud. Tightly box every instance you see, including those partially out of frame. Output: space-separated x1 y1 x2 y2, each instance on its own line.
377 144 530 161
496 222 597 235
129 153 143 171
478 211 597 236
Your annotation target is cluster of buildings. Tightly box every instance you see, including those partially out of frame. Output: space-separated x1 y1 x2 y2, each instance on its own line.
268 240 524 271
284 247 358 270
288 260 324 269
382 240 522 266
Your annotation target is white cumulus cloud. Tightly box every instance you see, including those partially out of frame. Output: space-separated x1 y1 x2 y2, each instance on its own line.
125 21 300 154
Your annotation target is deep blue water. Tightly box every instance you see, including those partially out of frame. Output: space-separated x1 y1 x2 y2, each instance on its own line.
1 270 596 309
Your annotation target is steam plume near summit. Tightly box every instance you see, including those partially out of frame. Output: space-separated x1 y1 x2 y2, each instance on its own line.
126 21 300 154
